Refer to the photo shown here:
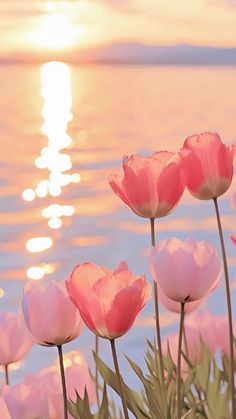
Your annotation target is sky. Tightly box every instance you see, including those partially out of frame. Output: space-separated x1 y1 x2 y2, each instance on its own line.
0 0 236 56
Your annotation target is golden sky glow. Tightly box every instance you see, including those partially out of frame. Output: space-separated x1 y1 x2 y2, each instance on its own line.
0 0 236 56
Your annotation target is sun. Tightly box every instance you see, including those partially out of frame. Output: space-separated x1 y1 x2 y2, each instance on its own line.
29 12 84 50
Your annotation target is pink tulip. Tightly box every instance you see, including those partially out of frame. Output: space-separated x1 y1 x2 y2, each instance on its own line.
1 381 50 419
163 317 216 368
65 359 97 405
67 261 151 339
0 312 32 367
164 311 236 371
22 280 83 346
41 358 96 407
22 353 96 418
186 311 236 357
151 237 221 303
162 332 179 366
163 326 202 367
209 314 236 357
186 311 219 355
109 152 185 219
181 132 235 200
1 358 95 419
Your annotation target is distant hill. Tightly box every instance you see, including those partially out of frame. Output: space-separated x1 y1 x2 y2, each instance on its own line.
78 43 236 65
1 43 236 65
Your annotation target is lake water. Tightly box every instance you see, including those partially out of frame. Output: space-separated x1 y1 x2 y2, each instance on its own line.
0 62 235 387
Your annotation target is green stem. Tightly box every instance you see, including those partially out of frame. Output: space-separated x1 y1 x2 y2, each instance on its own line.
95 335 100 406
57 345 68 419
177 302 185 419
150 218 165 391
213 198 236 419
110 339 129 419
5 365 9 385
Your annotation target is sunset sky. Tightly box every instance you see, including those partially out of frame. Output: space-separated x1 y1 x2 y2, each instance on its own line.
1 0 236 55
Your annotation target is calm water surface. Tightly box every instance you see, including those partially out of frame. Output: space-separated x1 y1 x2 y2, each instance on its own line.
0 63 235 386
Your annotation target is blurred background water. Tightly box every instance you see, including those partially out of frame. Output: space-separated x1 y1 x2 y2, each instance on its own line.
0 62 235 388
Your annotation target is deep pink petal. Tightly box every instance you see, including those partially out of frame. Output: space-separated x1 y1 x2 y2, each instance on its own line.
105 278 151 338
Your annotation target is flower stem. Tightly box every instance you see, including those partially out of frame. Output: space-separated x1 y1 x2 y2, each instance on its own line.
150 218 165 391
5 365 9 385
213 198 236 419
57 345 68 419
110 339 129 419
95 335 100 406
183 323 189 359
177 302 185 419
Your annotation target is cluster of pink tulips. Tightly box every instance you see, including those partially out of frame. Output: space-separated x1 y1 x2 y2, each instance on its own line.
0 132 235 418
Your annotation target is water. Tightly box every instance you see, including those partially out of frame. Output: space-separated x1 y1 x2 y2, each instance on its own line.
0 62 235 387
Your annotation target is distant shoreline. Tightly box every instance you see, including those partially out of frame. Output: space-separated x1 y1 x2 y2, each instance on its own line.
1 61 236 67
1 42 236 66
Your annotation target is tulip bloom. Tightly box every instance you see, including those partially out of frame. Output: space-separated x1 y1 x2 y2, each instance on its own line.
22 280 83 419
35 366 96 417
22 280 83 347
162 327 200 369
163 325 213 369
181 132 235 200
67 261 151 340
67 261 150 419
1 356 96 419
182 132 236 417
214 315 236 357
1 382 50 419
109 152 185 219
22 354 96 418
151 237 221 303
0 312 32 368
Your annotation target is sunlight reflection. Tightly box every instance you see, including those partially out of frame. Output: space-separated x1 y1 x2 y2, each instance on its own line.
39 62 73 194
0 288 4 298
27 267 44 280
26 237 53 253
22 61 79 280
22 189 36 202
42 263 56 274
22 61 79 231
58 351 84 369
48 217 62 229
26 263 56 280
42 204 75 219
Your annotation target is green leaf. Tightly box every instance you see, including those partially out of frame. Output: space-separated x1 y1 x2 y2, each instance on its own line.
126 355 168 419
94 352 150 419
195 340 211 392
67 400 80 419
94 385 110 419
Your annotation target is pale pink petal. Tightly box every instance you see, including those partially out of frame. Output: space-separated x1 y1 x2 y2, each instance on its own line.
0 397 11 419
